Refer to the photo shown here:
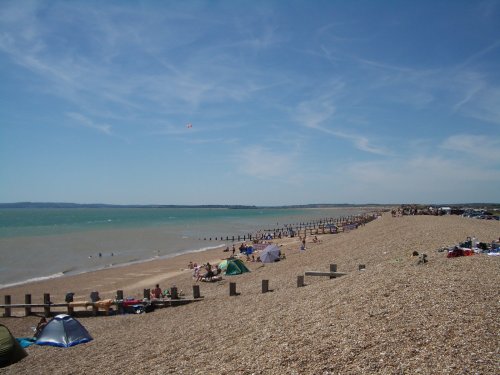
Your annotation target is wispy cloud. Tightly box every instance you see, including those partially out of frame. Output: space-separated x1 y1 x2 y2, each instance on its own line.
346 155 500 203
455 39 500 71
235 146 297 181
441 134 500 161
0 1 289 133
66 112 112 135
330 131 390 155
293 88 389 156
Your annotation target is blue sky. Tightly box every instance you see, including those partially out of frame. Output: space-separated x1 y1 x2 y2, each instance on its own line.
1 0 499 205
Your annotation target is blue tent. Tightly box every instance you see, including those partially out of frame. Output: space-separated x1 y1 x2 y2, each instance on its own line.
36 314 93 348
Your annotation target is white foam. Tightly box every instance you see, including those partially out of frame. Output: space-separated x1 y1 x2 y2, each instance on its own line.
0 272 65 290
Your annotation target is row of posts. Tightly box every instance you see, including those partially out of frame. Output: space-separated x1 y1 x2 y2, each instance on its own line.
202 214 375 241
2 264 367 317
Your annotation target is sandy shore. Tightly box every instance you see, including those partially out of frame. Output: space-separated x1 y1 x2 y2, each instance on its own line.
1 213 498 374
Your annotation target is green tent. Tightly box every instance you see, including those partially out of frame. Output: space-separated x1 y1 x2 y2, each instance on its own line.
219 258 250 275
0 324 28 368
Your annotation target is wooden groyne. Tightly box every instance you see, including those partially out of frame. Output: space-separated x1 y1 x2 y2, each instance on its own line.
1 286 204 318
1 263 368 318
200 213 378 242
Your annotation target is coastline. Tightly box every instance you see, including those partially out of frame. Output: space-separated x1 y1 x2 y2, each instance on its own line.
1 213 498 374
0 207 369 288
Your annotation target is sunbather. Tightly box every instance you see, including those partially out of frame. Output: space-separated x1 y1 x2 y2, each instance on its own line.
150 284 163 299
34 317 47 338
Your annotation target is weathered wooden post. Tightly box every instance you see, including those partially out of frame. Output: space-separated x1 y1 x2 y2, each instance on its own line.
192 285 201 299
25 294 32 317
229 282 238 296
92 303 98 316
359 264 366 271
297 275 305 287
115 290 124 314
67 302 74 316
170 286 179 299
4 295 11 317
43 293 51 317
262 280 269 293
330 264 337 279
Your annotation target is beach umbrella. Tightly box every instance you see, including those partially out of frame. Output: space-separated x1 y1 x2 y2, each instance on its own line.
260 244 280 263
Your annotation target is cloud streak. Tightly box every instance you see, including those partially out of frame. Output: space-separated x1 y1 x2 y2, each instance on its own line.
66 112 112 135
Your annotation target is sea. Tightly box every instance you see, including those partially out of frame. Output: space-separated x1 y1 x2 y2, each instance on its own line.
0 207 367 288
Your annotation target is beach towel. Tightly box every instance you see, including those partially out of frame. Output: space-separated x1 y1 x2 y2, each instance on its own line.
95 299 113 310
15 338 36 348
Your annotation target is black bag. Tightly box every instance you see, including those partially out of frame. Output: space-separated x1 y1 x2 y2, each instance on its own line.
90 291 100 302
65 292 74 303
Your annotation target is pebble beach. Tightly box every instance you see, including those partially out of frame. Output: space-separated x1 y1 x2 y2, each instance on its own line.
1 213 499 374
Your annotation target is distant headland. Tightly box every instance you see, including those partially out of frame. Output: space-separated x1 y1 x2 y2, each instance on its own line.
0 202 498 209
0 202 381 209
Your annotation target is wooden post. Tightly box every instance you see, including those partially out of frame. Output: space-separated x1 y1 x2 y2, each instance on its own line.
92 303 98 316
262 280 269 293
359 264 366 271
43 293 51 318
143 289 150 300
192 285 201 299
116 290 124 300
170 286 179 299
116 290 124 314
24 294 32 317
297 275 304 287
229 282 237 296
4 295 11 317
330 264 337 279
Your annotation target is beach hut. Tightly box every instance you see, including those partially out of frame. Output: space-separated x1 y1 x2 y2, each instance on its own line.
36 314 93 348
0 324 28 367
218 259 250 275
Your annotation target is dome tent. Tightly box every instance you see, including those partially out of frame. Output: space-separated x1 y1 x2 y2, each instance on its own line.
0 324 28 367
36 314 93 348
218 258 250 275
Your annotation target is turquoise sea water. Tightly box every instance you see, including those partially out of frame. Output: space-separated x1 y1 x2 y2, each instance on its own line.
0 207 365 288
